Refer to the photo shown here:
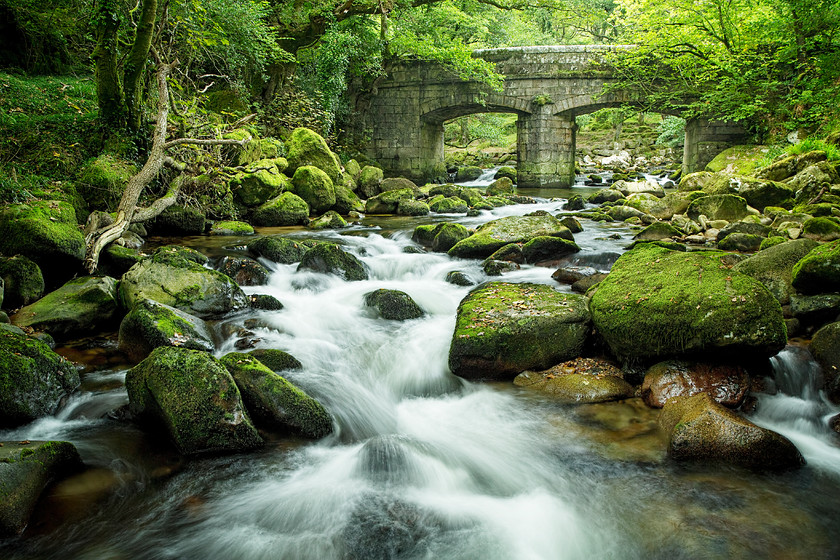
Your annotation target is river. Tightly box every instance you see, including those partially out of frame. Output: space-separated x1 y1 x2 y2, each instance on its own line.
1 178 839 559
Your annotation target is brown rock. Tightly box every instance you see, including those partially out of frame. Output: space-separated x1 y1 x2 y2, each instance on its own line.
642 360 749 408
514 357 633 403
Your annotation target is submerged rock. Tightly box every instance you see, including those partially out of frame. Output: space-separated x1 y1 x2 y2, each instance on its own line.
641 360 749 408
217 256 272 286
126 347 262 455
659 393 804 471
364 289 424 320
514 357 632 403
449 282 590 380
297 243 368 281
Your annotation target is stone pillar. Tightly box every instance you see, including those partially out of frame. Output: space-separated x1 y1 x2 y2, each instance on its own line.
682 119 747 176
517 106 576 188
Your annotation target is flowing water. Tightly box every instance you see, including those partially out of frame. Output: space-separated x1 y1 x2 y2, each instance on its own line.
2 184 840 559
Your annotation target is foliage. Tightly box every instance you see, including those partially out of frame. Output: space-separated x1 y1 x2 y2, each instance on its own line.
656 116 686 148
444 113 516 147
787 138 840 162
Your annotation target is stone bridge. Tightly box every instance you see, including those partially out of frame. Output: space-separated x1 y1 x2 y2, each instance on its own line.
366 45 745 187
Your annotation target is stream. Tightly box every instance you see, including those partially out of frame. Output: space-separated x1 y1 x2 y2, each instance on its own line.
2 178 840 559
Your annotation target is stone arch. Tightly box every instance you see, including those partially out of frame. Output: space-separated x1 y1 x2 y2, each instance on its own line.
420 92 531 124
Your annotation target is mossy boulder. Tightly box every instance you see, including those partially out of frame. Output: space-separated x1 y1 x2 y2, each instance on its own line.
217 256 271 286
449 282 590 380
486 177 515 196
718 233 764 252
802 217 840 241
284 127 341 183
291 165 336 215
77 154 136 211
736 179 794 211
230 165 288 207
687 194 751 222
791 239 840 294
521 236 580 264
704 145 767 175
126 347 262 455
332 183 365 215
380 177 417 193
448 215 574 259
0 255 44 309
494 166 517 182
357 166 384 198
588 188 624 203
364 289 424 320
248 236 310 264
659 393 804 470
0 200 85 282
365 188 414 214
308 210 347 230
99 245 143 279
11 276 120 339
625 192 698 220
633 222 683 241
0 440 83 537
456 187 485 207
429 196 468 214
345 159 362 181
589 244 787 362
641 360 749 408
210 221 254 236
118 299 214 362
678 171 716 192
412 224 440 247
297 243 368 281
0 328 80 427
251 192 310 226
149 204 206 235
396 199 430 216
810 322 840 402
445 271 475 286
431 223 471 252
220 352 332 438
732 238 818 305
757 150 827 182
119 246 248 318
250 348 303 372
456 166 482 182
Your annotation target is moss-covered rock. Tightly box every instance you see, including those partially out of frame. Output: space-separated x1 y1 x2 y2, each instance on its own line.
76 154 136 211
494 166 516 182
251 192 310 226
625 192 699 220
587 188 624 203
248 294 283 310
357 166 384 198
0 255 44 309
659 393 804 470
217 256 271 286
791 239 840 294
210 221 254 236
801 217 840 241
687 194 751 222
429 223 469 252
379 177 417 193
736 179 794 211
445 271 475 286
345 159 362 181
250 348 302 372
291 165 335 215
641 360 749 408
718 232 764 252
456 166 482 182
0 440 83 537
756 150 827 182
0 200 84 282
0 328 80 427
678 171 716 192
363 289 424 320
220 352 331 438
149 204 206 235
11 276 119 338
308 210 347 230
732 238 818 305
482 259 519 276
589 244 787 362
297 243 368 281
365 188 414 214
248 236 310 264
448 215 574 259
513 358 632 403
521 236 580 263
229 165 288 207
119 246 248 318
759 236 787 251
449 282 590 380
429 196 467 214
704 145 768 175
485 176 515 196
126 347 262 455
633 222 683 241
99 245 143 279
810 322 840 402
396 199 430 216
118 299 214 362
332 183 365 215
284 127 341 183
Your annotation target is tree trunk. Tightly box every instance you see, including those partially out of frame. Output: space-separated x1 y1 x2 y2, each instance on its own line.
124 0 158 132
92 1 125 129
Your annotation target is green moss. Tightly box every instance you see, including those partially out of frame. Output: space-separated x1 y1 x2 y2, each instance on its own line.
704 145 768 175
0 200 84 275
364 289 424 320
250 348 302 371
308 210 347 230
429 196 468 214
802 217 840 240
118 299 214 362
210 221 255 236
759 236 787 251
291 165 335 215
297 243 369 281
76 154 136 211
791 239 840 294
333 183 365 214
432 223 470 252
0 255 44 309
251 192 310 226
285 127 341 183
365 188 414 214
248 236 309 264
686 194 751 222
448 214 574 259
230 166 289 207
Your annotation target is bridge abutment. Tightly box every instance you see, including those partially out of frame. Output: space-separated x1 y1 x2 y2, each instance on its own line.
683 119 747 176
517 107 576 188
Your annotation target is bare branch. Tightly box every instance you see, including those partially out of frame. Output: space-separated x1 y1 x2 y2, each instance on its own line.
163 137 249 149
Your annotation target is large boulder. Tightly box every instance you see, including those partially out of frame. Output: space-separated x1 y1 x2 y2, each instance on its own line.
357 166 384 198
432 224 470 252
297 243 368 281
641 360 749 408
77 154 136 211
589 244 787 362
0 328 80 427
0 255 44 309
625 192 697 220
810 322 840 402
486 176 515 196
365 188 414 214
364 289 424 320
148 204 206 235
801 217 840 242
248 236 310 264
126 346 263 455
118 299 214 362
736 179 794 211
448 215 575 259
733 238 819 304
0 200 85 283
429 196 468 214
332 183 365 214
0 440 83 537
284 127 342 183
217 256 271 286
521 236 581 264
659 393 804 470
251 192 310 226
220 353 332 438
686 194 751 222
229 160 289 207
291 165 336 215
119 246 248 318
11 276 120 339
449 282 590 380
791 239 840 294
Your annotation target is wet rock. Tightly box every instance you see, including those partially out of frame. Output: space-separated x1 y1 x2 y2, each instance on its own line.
445 271 474 286
606 205 647 222
99 244 143 279
718 233 764 252
308 210 347 230
0 255 44 309
521 236 580 264
564 195 585 211
209 221 254 236
126 347 262 455
559 216 583 233
633 222 683 241
514 357 632 403
217 256 271 286
486 243 524 264
364 289 424 320
431 223 470 252
641 360 749 408
482 259 519 276
248 236 310 264
250 348 303 372
11 276 120 339
811 322 840 402
449 282 590 380
448 214 574 259
789 293 840 328
456 165 483 182
297 243 369 281
791 239 840 294
365 188 414 214
251 192 310 226
659 393 804 470
0 440 83 537
551 266 599 285
589 244 787 362
687 194 752 222
587 188 624 204
733 238 818 305
120 246 248 319
343 492 434 560
118 299 214 362
248 294 283 310
220 352 331 438
0 328 80 427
